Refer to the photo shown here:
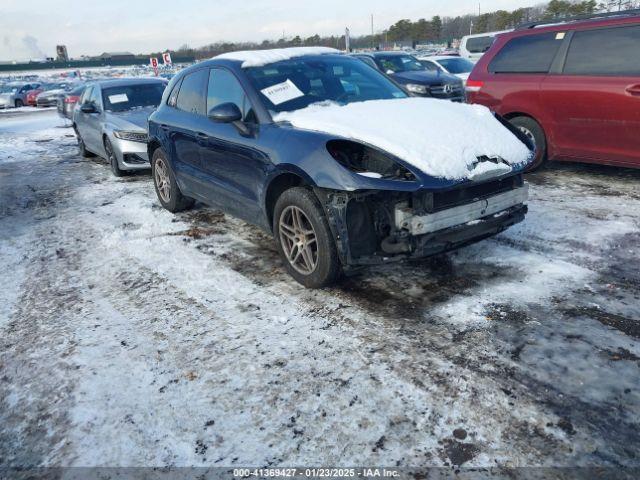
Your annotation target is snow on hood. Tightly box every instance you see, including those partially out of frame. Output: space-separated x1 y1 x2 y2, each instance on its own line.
273 98 532 180
215 47 340 68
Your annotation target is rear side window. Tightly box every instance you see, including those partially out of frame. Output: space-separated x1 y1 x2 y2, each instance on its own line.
167 78 182 107
489 33 563 74
563 25 640 76
466 36 495 54
176 69 207 115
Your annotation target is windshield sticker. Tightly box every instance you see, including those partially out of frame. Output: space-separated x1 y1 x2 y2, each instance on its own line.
261 79 304 106
108 93 129 104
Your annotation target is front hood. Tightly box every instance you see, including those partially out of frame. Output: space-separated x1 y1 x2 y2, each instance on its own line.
273 98 532 181
107 106 155 131
392 70 458 85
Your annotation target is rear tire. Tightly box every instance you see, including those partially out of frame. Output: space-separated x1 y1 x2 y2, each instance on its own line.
509 116 547 172
273 187 341 288
104 137 124 177
74 127 95 158
15 99 23 108
152 148 194 213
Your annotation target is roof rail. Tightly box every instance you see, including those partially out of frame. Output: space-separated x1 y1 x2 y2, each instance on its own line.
516 8 640 30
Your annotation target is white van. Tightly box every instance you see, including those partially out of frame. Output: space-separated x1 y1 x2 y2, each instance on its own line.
459 30 512 62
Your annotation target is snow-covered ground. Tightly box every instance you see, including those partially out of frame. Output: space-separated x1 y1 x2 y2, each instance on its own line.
1 109 639 470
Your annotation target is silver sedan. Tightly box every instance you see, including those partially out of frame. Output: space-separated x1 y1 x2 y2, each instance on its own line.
73 78 167 176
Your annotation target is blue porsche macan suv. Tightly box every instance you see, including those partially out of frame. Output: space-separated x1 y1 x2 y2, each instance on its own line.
148 47 533 288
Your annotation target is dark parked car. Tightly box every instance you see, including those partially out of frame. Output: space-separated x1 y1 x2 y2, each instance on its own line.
466 10 640 170
352 51 465 101
58 84 86 120
148 47 532 287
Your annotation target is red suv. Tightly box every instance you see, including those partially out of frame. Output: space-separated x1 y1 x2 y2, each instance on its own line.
466 11 640 170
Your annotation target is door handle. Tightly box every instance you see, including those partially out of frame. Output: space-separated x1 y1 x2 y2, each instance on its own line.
159 124 169 130
626 84 640 96
196 132 208 145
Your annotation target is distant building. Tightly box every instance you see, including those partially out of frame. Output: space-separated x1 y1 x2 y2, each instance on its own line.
96 51 136 61
56 45 69 62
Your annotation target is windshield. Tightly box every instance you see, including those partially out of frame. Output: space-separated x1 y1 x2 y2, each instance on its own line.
0 85 18 94
438 58 475 74
245 56 407 114
101 83 166 112
374 55 425 73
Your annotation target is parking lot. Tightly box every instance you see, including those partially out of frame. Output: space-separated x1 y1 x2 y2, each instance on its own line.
0 108 638 468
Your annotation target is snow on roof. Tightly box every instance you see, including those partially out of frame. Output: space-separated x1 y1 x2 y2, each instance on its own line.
273 98 531 180
215 47 340 68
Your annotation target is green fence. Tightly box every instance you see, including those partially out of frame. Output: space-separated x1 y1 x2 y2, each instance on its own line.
0 56 195 73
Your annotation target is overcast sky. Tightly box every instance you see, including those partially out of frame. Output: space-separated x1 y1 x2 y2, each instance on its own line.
1 0 537 61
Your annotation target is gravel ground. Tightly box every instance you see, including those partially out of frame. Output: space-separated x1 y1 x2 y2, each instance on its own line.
0 109 639 471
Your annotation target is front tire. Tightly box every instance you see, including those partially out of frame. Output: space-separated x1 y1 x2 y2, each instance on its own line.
509 116 547 172
152 148 194 212
75 127 95 158
104 137 125 177
273 187 341 288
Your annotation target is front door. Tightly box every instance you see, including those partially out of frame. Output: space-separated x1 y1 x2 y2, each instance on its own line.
198 67 269 223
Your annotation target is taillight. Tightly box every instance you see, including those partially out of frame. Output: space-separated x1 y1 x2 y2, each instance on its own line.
65 96 79 104
465 80 484 93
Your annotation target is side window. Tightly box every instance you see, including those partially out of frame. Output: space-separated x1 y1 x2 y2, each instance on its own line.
466 36 495 54
357 56 378 70
563 25 640 76
176 69 207 115
421 61 440 72
167 78 182 107
489 33 564 74
207 68 255 123
80 86 93 104
89 87 101 108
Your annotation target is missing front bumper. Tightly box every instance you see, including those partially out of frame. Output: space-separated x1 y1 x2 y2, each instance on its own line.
316 184 529 268
395 185 529 236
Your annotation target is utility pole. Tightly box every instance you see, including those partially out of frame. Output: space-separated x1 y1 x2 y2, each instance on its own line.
371 14 374 49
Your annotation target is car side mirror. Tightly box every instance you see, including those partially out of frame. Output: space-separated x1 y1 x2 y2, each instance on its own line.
208 103 242 123
80 103 97 114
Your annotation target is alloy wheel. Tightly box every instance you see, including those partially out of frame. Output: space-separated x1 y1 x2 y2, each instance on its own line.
279 205 318 275
154 157 171 203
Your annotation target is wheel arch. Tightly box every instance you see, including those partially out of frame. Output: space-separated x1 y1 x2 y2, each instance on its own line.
147 138 162 163
264 171 309 232
502 111 554 159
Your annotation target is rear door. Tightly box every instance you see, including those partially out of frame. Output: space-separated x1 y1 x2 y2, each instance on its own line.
541 24 640 167
168 68 209 197
484 31 565 116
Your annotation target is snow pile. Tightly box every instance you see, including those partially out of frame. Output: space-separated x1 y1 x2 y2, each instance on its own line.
215 47 340 68
274 98 532 180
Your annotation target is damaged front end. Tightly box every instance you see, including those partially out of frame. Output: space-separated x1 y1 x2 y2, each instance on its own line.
314 174 528 268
